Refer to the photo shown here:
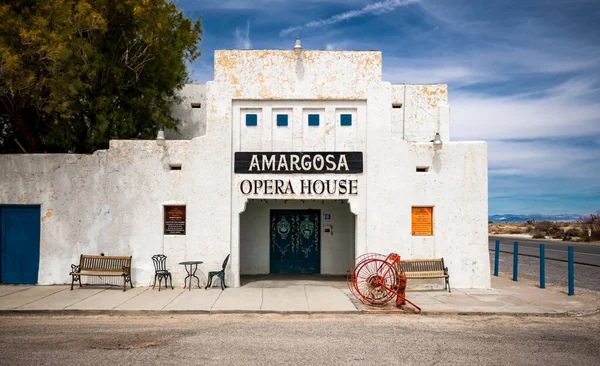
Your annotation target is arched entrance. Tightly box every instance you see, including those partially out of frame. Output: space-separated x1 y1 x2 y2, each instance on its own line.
239 199 355 276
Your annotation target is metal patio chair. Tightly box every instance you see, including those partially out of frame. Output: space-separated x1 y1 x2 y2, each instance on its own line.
205 254 230 290
151 254 174 291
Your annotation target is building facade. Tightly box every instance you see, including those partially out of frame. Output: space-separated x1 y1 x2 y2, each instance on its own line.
0 48 490 289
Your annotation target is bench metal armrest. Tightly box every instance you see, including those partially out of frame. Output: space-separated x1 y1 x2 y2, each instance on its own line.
70 264 80 274
122 266 131 274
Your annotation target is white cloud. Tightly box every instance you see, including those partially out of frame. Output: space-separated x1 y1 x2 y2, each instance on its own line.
382 44 600 86
546 78 600 98
280 0 419 36
410 0 600 80
487 139 600 181
195 0 367 11
384 63 494 86
324 40 353 50
380 47 600 143
451 84 600 141
234 21 252 49
186 0 281 10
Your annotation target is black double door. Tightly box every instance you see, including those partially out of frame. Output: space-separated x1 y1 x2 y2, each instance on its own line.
270 210 320 274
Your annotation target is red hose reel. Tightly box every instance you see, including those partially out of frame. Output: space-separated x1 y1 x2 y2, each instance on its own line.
347 253 421 312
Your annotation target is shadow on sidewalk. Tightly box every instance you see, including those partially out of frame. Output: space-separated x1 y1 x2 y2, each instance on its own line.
240 274 347 288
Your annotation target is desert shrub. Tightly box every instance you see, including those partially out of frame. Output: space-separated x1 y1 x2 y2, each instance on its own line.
534 221 561 237
579 210 600 241
562 234 581 241
532 231 545 239
561 227 581 241
534 221 551 232
549 224 561 235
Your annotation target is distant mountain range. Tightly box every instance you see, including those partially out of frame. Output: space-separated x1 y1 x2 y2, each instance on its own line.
489 214 583 222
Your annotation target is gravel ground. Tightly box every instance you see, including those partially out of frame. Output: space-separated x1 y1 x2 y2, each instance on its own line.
0 314 599 366
489 251 600 295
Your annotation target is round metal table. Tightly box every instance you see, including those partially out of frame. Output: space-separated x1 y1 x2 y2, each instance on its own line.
179 261 203 290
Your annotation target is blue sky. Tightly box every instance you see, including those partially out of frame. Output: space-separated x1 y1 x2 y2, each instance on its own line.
177 0 600 216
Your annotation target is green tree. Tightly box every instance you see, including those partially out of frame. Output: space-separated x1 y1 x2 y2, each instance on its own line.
0 0 202 153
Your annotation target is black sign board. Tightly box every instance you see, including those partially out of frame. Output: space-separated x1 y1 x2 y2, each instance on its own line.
164 205 186 235
235 152 363 174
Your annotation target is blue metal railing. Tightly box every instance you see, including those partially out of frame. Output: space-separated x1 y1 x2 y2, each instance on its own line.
568 246 574 296
494 240 499 277
491 240 576 296
540 244 545 289
512 242 518 281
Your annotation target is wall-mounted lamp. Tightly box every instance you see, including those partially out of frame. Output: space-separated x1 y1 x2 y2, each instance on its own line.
156 130 165 146
293 37 302 56
432 132 442 147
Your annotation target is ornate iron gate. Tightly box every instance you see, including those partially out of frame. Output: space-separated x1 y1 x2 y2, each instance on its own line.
270 210 320 274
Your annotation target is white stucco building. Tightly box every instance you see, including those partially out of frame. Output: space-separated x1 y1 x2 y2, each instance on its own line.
0 45 490 289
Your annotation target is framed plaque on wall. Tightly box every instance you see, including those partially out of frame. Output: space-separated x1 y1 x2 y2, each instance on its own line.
164 205 186 235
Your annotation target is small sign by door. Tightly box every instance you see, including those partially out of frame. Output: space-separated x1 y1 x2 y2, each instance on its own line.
412 207 433 236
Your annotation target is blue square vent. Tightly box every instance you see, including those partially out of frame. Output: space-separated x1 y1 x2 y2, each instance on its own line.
340 114 352 126
276 114 288 126
246 114 257 126
308 114 320 126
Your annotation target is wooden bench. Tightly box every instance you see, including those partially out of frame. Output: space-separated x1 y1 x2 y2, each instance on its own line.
70 255 133 291
399 258 450 293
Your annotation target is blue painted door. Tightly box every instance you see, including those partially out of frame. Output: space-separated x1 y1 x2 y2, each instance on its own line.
270 210 320 274
0 206 41 284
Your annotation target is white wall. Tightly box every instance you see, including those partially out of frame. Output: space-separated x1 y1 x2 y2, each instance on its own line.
0 137 232 288
213 50 382 100
0 49 489 290
167 84 206 139
235 100 366 153
240 199 355 275
365 83 489 288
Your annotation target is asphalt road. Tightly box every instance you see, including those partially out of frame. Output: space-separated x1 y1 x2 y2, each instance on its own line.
489 235 600 266
0 314 599 365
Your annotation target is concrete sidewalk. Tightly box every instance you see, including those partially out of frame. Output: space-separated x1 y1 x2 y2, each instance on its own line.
0 276 598 316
